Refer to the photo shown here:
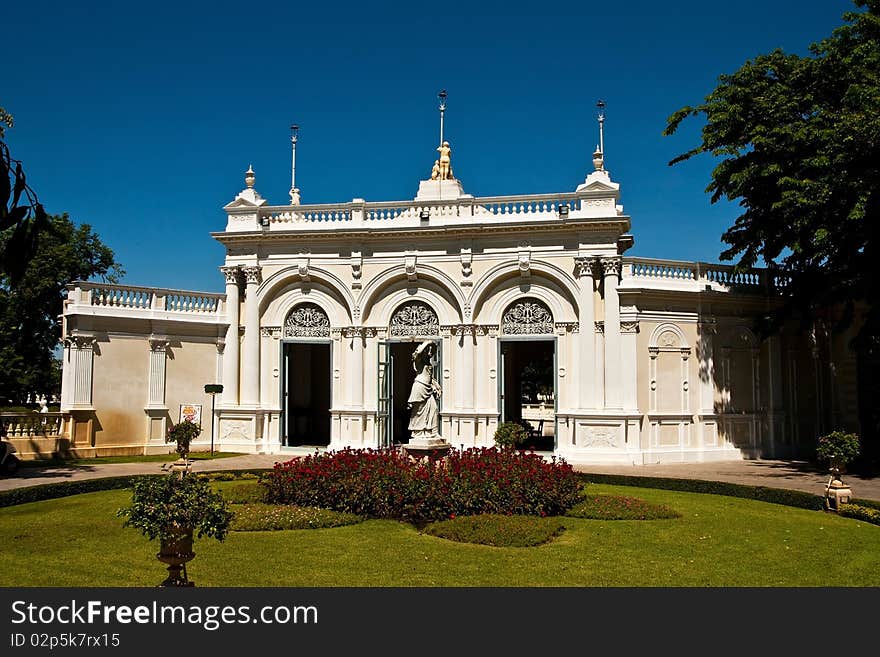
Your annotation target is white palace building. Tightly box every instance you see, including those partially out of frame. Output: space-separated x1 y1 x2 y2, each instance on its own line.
46 119 858 465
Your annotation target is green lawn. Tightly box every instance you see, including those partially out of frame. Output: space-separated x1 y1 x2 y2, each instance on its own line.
1 483 878 586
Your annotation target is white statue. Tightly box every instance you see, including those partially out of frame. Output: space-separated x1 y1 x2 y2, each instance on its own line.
407 340 442 441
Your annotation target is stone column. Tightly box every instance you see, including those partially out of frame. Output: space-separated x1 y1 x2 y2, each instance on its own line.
454 326 466 411
620 321 639 410
602 257 622 409
241 265 262 406
575 257 596 409
147 336 169 408
347 328 364 408
221 266 240 405
69 335 97 407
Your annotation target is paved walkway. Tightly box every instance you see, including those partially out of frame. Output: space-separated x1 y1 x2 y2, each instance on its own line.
1 454 878 501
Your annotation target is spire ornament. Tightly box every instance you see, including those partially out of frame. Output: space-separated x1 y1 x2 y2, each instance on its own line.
289 124 301 205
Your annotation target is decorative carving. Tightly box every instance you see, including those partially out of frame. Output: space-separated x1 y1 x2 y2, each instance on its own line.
658 331 678 348
575 256 596 279
460 248 472 286
216 338 226 354
148 336 169 352
440 325 454 337
595 321 605 334
555 322 580 333
221 420 250 441
464 304 472 320
241 265 262 285
260 326 282 338
284 304 330 338
390 302 439 337
330 328 343 340
584 427 617 448
600 257 622 278
405 255 417 282
620 321 639 334
68 334 97 350
220 266 240 285
351 251 362 290
297 258 310 283
518 250 531 279
502 299 554 335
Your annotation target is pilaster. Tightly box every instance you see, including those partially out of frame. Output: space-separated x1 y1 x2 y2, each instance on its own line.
241 265 262 406
602 257 622 409
221 266 241 405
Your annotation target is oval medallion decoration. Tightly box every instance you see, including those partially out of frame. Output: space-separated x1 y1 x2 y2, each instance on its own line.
284 303 331 338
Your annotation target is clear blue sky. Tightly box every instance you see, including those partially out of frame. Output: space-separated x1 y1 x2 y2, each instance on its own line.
4 0 855 293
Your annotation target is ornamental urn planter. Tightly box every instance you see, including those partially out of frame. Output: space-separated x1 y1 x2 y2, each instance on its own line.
157 526 196 587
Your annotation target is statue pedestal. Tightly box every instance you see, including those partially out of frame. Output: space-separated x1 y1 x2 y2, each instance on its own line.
403 437 452 460
415 179 466 201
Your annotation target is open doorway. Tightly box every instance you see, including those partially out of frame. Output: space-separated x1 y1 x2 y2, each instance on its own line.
500 339 556 451
282 341 331 447
377 339 442 447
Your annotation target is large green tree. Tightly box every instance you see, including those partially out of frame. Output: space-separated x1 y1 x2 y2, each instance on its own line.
0 213 122 404
1 107 50 287
664 1 880 452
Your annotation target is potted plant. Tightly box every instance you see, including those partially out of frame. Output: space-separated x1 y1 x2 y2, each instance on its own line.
166 419 201 461
815 430 861 511
117 473 233 586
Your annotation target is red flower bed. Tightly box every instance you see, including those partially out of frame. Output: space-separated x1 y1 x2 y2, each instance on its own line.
262 447 581 522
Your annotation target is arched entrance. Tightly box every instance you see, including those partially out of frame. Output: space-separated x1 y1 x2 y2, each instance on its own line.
377 301 442 447
499 298 557 450
281 303 332 447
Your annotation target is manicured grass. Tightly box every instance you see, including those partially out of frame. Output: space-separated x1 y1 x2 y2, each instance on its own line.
231 504 362 531
2 482 880 586
567 494 681 520
20 451 245 468
424 514 566 547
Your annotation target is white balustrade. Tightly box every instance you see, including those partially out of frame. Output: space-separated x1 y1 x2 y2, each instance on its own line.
79 283 224 316
0 412 65 438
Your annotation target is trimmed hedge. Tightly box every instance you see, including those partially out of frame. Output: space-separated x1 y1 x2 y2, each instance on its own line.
0 470 270 508
0 475 162 509
577 473 826 511
838 504 880 526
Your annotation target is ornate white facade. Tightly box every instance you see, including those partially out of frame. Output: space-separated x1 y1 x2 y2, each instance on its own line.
54 143 859 465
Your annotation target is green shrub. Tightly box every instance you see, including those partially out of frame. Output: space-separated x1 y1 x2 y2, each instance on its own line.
0 475 162 508
494 421 528 449
231 504 362 531
577 473 826 510
117 473 233 542
815 431 861 468
424 514 566 547
567 494 680 520
838 503 880 526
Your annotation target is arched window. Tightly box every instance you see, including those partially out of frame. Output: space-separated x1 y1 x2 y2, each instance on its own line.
389 301 439 337
284 303 330 338
501 298 554 335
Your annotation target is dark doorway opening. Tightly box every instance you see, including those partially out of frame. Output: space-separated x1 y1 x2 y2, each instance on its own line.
283 341 331 447
501 339 556 451
390 342 417 445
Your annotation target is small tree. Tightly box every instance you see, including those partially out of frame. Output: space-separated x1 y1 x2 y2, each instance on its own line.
166 420 201 459
815 430 861 472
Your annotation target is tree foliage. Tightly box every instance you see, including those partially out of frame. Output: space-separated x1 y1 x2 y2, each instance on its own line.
1 107 51 288
0 213 122 404
664 1 880 344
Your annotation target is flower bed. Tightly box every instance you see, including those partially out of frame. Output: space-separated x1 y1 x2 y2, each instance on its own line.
262 447 581 523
